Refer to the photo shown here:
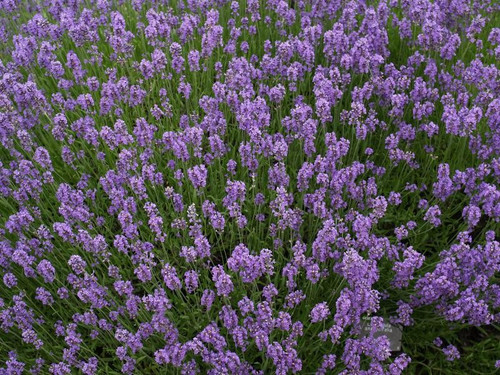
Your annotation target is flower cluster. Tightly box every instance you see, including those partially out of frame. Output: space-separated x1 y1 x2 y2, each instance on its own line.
0 0 499 374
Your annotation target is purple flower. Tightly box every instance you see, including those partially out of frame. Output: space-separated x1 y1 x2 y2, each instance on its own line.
68 255 86 275
162 264 182 290
211 265 234 297
35 287 54 305
424 205 442 227
184 270 199 293
187 164 208 190
201 289 215 311
443 345 460 361
392 247 425 288
3 273 17 288
310 302 331 323
36 260 56 283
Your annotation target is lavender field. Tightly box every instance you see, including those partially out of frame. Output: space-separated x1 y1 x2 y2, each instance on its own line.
0 0 499 374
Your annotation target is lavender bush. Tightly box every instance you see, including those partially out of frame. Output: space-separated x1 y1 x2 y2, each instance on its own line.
0 0 499 373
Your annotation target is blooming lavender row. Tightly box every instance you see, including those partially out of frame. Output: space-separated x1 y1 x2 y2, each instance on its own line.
0 0 499 374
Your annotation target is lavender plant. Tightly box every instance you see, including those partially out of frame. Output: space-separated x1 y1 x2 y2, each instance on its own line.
0 0 499 374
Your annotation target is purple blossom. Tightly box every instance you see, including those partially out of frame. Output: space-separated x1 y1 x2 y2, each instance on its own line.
310 302 330 323
443 345 460 361
187 164 208 190
162 264 182 291
211 265 234 297
36 260 55 283
424 205 442 227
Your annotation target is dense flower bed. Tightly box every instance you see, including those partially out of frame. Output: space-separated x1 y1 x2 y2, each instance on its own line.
0 0 499 374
